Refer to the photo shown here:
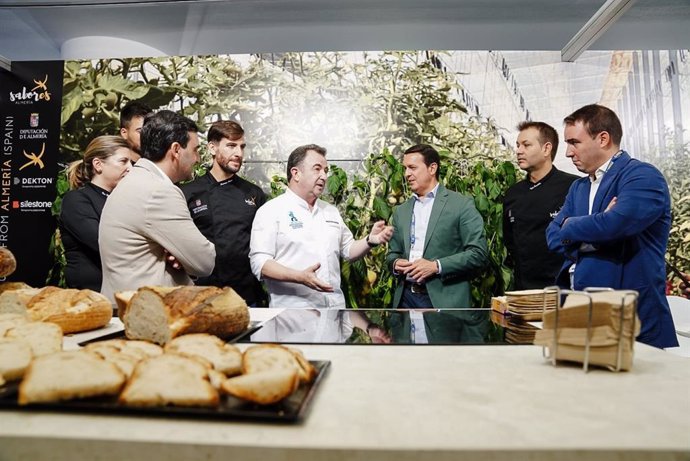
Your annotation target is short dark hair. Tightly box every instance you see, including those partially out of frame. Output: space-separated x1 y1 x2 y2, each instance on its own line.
119 101 152 129
287 144 327 182
403 144 441 179
564 104 623 146
517 121 559 161
140 110 199 162
207 120 244 144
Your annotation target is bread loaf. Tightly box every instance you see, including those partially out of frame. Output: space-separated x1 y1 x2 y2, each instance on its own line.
120 286 249 345
0 281 32 295
0 286 112 334
0 247 17 278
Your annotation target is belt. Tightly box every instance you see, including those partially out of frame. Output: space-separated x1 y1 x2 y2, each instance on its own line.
406 282 427 294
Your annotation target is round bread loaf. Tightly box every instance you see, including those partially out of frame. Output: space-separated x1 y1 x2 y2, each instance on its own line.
0 247 17 278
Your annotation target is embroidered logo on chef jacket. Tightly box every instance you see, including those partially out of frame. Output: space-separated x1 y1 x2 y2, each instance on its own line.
245 196 257 207
191 199 208 215
288 211 303 229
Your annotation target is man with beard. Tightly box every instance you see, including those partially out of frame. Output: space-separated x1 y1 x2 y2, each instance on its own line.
250 144 394 308
503 121 578 289
182 121 268 306
119 101 151 162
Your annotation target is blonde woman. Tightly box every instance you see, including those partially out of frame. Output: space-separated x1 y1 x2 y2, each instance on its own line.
60 135 134 291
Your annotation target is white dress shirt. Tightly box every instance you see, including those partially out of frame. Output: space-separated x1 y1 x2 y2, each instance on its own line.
570 154 617 288
588 157 612 214
249 188 355 308
409 184 438 262
405 184 442 279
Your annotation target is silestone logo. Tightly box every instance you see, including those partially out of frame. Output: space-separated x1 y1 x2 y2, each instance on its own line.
9 75 51 104
12 199 53 211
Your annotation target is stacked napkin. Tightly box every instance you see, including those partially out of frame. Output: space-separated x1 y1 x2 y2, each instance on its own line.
491 289 558 321
534 291 640 371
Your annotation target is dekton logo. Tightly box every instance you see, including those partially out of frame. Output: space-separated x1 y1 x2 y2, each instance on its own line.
13 176 53 187
9 75 51 104
19 143 45 171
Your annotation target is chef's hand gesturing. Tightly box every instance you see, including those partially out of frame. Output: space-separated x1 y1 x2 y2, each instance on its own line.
367 220 394 246
300 263 334 292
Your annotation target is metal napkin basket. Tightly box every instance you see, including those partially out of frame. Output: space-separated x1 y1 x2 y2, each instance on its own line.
539 286 639 373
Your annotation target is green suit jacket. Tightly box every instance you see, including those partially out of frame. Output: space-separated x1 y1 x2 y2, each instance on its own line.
385 184 488 308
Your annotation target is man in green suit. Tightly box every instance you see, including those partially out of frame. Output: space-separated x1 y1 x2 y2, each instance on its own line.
386 144 488 308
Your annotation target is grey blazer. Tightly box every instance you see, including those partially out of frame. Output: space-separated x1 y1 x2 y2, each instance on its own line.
99 158 216 302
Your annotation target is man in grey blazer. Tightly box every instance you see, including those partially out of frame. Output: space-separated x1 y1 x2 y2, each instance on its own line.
99 110 216 302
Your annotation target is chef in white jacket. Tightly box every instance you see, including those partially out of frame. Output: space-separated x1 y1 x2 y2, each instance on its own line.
250 144 393 308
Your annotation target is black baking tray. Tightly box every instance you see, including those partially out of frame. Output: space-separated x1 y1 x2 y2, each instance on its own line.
77 321 262 347
0 360 329 423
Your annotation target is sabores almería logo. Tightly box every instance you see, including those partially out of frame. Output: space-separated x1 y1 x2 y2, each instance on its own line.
9 75 51 104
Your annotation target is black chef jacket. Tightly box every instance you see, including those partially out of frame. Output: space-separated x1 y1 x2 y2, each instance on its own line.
181 172 267 305
59 183 110 291
502 166 579 290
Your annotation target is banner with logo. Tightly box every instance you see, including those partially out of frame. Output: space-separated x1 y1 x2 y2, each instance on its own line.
0 61 63 286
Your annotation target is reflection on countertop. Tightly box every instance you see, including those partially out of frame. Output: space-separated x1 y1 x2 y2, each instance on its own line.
243 308 538 345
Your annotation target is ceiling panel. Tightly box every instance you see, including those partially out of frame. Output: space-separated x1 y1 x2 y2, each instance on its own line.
7 0 682 61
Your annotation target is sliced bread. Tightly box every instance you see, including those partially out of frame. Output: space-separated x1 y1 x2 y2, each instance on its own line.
18 350 126 404
119 353 218 407
0 338 32 381
5 321 63 356
164 333 242 376
222 369 300 405
243 344 316 384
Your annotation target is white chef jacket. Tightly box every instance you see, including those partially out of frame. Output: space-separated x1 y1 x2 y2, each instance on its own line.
249 188 355 308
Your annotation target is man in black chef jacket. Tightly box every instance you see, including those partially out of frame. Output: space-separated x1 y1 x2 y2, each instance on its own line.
502 121 579 290
181 121 267 306
119 101 151 161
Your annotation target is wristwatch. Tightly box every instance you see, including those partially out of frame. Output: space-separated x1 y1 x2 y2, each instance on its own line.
366 234 379 248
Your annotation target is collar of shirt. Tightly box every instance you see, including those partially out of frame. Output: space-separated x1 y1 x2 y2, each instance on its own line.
589 150 622 184
285 187 320 214
526 165 556 190
87 182 110 197
413 183 439 203
590 159 611 184
205 170 235 187
217 176 235 187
